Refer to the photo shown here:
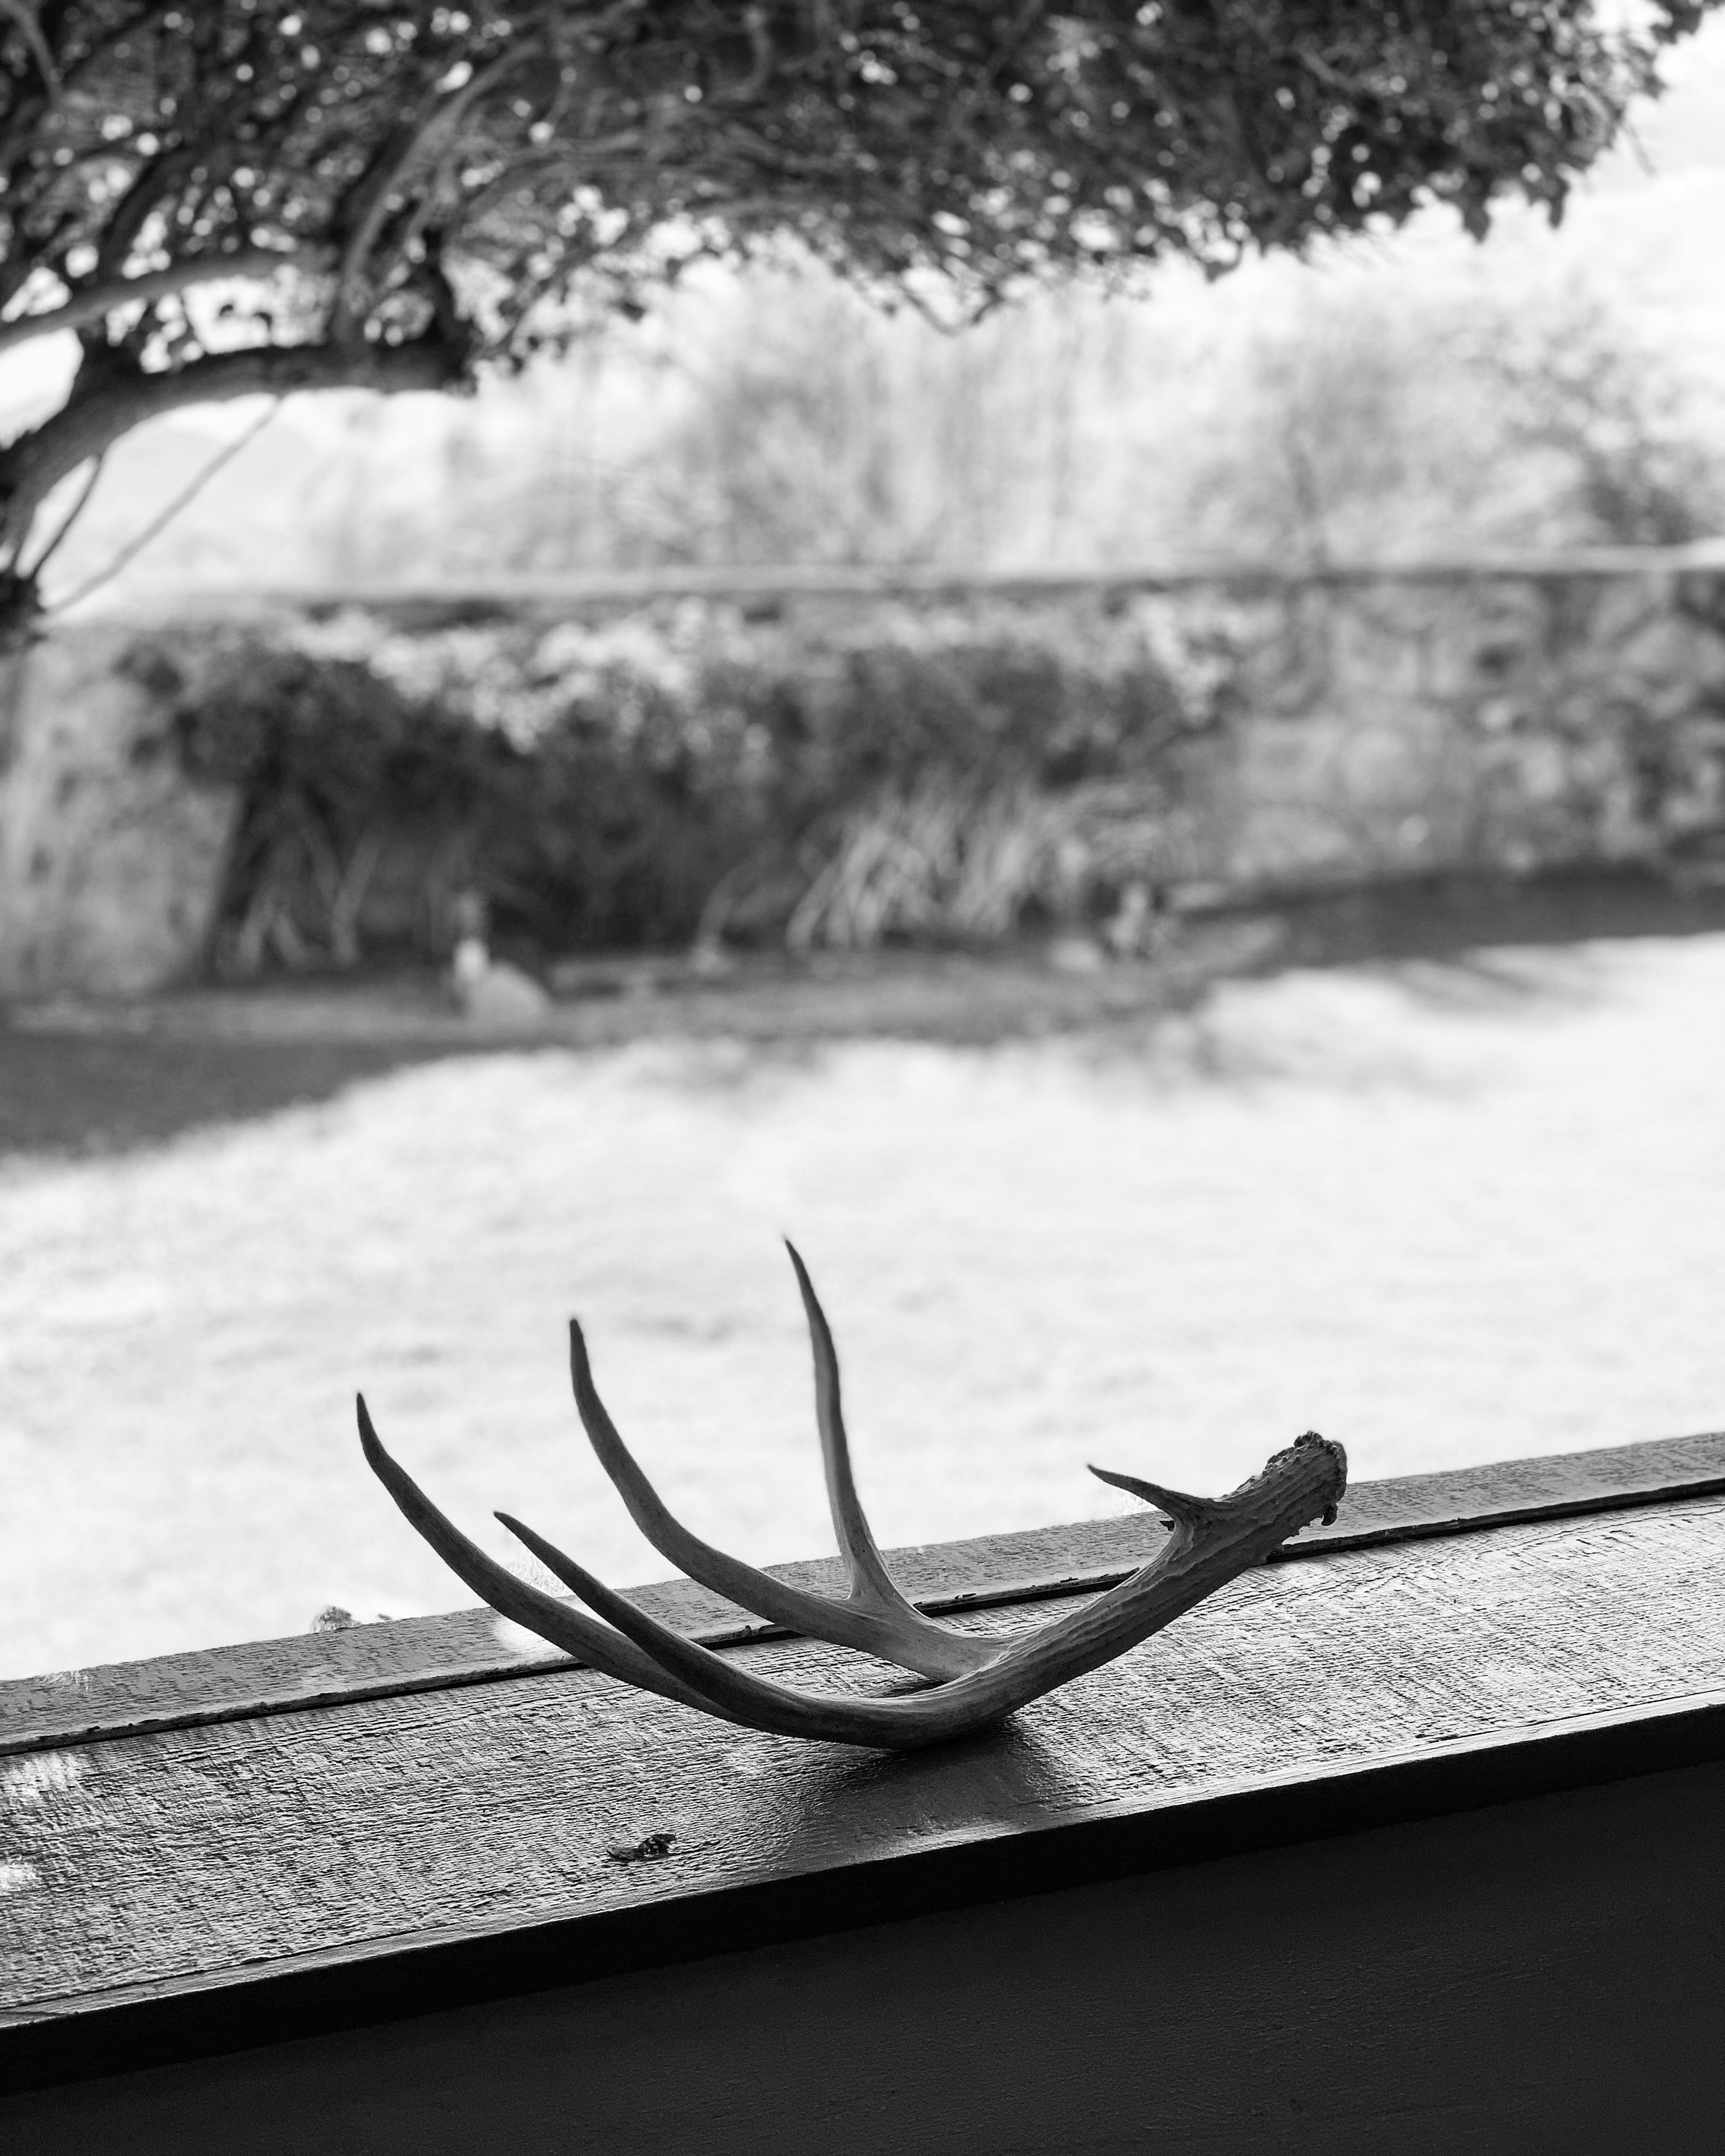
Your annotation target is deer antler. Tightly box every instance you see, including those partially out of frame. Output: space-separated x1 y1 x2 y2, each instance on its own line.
359 1246 1346 1750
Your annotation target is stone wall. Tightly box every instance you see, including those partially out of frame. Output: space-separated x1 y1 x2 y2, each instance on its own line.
6 550 1725 997
1161 556 1725 893
0 630 239 998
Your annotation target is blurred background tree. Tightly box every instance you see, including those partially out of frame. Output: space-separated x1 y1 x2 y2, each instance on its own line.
63 250 1717 589
1473 280 1725 546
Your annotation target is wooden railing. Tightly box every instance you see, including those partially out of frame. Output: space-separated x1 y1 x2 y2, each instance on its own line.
5 1430 1725 2149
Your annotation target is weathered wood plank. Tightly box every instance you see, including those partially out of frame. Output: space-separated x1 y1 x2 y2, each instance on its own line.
6 1428 1721 1760
1292 1423 1725 1545
4 1491 1724 2066
8 1758 1723 2153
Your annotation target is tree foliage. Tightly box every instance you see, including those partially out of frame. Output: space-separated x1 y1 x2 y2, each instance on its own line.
0 0 1715 635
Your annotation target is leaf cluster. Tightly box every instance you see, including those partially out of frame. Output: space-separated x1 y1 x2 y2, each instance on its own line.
0 0 1706 372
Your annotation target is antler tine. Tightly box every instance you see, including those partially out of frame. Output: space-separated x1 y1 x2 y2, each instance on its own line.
355 1396 735 1720
569 1295 998 1683
1087 1464 1223 1532
782 1239 897 1604
525 1432 1348 1751
783 1242 962 1631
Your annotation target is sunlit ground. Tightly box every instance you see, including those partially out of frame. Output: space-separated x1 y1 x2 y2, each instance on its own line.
5 932 1725 1682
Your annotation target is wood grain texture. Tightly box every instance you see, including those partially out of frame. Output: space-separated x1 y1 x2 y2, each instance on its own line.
6 1427 1722 1760
4 1491 1725 2056
13 1750 1725 2156
7 1757 1723 2154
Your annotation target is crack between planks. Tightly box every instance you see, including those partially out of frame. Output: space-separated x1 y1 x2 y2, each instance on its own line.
5 1470 1724 1763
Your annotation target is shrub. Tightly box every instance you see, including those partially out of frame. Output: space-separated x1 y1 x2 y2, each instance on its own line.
125 629 514 972
132 598 1210 971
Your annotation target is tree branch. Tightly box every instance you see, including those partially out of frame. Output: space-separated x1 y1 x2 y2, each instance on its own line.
0 249 306 359
1 0 58 93
19 448 103 580
0 330 471 558
92 144 193 281
329 47 531 342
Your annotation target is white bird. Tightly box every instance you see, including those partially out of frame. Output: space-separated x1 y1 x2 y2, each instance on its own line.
451 931 551 1031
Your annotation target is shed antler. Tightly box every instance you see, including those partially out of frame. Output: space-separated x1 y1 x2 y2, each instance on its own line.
359 1245 1346 1750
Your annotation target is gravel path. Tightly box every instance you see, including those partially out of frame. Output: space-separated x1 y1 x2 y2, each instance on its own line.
5 933 1725 1681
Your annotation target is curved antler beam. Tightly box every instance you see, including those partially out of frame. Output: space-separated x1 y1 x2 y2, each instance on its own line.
495 1431 1343 1749
358 1251 1347 1751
